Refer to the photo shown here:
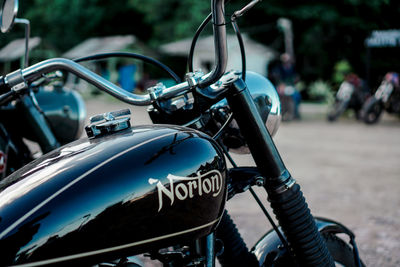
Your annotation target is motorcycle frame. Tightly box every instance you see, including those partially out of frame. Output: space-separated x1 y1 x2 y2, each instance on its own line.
0 0 362 265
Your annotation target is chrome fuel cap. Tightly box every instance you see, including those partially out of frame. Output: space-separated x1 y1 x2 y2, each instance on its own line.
85 109 131 138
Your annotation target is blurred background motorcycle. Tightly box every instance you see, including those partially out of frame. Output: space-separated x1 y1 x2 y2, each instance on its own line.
361 72 400 124
327 73 369 122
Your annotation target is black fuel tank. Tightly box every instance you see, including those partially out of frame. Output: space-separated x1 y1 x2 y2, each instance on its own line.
0 125 227 266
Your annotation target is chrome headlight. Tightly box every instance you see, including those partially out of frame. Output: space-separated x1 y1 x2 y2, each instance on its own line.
245 71 281 137
210 71 281 154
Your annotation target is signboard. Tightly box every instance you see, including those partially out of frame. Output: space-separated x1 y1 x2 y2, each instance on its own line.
365 30 400 48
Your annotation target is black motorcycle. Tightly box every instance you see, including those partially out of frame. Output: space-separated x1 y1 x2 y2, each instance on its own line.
361 72 400 124
0 0 363 266
327 74 369 121
0 0 86 178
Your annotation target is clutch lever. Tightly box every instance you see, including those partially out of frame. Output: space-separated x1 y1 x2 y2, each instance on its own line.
0 91 17 106
232 0 262 20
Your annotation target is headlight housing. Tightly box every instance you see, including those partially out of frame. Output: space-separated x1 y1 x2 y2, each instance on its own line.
211 71 281 154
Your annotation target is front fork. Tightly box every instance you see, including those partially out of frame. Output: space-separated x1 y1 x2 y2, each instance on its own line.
225 77 335 266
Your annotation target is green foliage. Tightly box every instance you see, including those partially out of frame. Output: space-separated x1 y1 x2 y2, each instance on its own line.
128 0 209 44
332 60 352 84
25 0 104 51
5 0 151 52
251 0 396 82
308 80 335 104
1 0 399 85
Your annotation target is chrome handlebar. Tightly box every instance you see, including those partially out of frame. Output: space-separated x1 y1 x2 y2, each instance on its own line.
197 0 227 88
21 58 153 106
18 58 195 106
4 0 227 107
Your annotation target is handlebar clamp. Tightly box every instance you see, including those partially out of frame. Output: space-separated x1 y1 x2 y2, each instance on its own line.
148 83 166 101
5 70 28 92
185 71 204 88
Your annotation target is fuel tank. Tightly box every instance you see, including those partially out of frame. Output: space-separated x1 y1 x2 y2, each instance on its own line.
34 84 86 144
0 125 227 266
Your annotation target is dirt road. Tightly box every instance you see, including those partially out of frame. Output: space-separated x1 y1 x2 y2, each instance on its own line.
86 97 400 266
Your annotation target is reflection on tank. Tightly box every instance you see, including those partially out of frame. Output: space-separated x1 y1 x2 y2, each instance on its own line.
0 125 227 265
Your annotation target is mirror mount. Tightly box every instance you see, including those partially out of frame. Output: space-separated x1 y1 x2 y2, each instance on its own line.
1 0 30 68
14 17 30 68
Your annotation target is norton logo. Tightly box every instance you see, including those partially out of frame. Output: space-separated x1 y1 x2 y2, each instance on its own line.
148 170 223 211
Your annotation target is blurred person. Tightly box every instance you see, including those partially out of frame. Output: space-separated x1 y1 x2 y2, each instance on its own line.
270 53 301 120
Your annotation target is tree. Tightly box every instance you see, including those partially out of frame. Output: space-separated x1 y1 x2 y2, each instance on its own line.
128 0 210 45
5 0 151 52
1 0 399 85
246 0 398 82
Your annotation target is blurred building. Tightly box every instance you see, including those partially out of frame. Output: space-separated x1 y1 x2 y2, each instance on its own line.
161 34 276 76
62 35 154 92
0 37 43 72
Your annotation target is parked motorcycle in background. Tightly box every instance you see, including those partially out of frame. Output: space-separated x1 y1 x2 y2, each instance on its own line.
361 72 400 124
0 0 86 178
327 73 369 121
0 0 363 266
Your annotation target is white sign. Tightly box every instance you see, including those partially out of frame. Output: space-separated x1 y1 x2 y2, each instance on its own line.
366 30 400 48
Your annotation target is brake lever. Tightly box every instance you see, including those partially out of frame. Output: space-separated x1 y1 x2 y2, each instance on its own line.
29 89 43 113
30 71 63 88
232 0 262 20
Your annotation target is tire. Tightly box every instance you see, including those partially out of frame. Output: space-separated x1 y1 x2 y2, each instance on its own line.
327 101 348 122
362 97 383 124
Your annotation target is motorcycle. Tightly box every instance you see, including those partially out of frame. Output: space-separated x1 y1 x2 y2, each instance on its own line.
0 0 86 178
361 72 400 124
327 73 369 122
0 0 363 266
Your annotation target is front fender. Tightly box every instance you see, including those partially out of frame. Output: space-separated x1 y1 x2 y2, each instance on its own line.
251 217 356 266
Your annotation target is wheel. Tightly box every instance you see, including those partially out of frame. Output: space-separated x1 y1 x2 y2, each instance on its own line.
362 97 383 124
327 101 348 121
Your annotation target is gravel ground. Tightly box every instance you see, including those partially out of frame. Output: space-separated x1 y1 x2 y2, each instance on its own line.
85 97 400 266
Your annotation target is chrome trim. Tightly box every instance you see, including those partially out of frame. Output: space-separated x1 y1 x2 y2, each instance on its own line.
198 0 227 88
11 218 221 267
157 81 190 100
273 178 296 194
